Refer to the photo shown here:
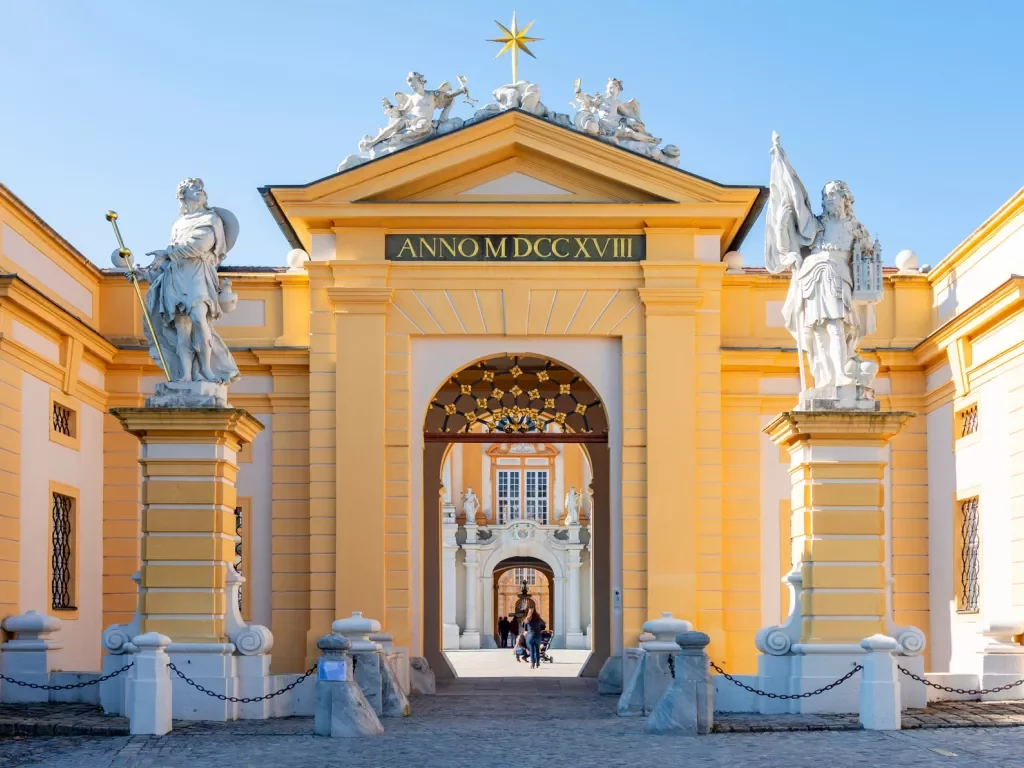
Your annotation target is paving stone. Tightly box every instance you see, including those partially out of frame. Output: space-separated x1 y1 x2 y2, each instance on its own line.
5 694 1024 766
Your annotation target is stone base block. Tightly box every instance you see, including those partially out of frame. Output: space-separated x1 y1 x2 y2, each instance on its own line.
459 630 481 650
166 644 239 721
236 654 274 719
797 384 879 412
898 655 926 709
100 653 133 715
757 648 866 714
386 648 410 696
982 649 1024 701
314 679 383 738
146 381 230 408
409 657 435 695
565 632 587 650
598 654 623 695
442 624 461 651
378 650 410 717
352 651 383 715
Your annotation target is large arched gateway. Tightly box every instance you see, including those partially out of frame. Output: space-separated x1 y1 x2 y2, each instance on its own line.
420 354 610 677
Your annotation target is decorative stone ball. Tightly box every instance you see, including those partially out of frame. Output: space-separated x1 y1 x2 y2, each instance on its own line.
286 248 310 272
675 630 711 649
317 633 351 653
110 248 130 269
895 249 919 274
723 251 744 273
642 612 693 646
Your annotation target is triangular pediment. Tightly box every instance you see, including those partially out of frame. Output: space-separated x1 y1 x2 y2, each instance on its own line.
261 110 767 252
461 172 573 197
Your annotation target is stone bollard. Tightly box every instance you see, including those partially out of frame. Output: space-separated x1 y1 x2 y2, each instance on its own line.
409 657 436 695
0 611 62 703
313 634 383 738
619 612 693 716
645 631 713 736
859 634 901 731
333 613 408 716
130 633 173 736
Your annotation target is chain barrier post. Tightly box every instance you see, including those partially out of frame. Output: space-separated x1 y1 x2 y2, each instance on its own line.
130 633 173 736
859 635 901 730
314 633 384 738
0 611 63 704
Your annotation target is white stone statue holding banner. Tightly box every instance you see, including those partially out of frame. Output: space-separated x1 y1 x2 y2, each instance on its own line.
764 132 883 409
134 178 240 397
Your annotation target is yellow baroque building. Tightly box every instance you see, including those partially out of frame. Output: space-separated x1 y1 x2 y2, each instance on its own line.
1 111 1022 683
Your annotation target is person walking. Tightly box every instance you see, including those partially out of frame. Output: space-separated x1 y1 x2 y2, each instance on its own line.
509 614 519 641
498 616 509 648
522 607 546 669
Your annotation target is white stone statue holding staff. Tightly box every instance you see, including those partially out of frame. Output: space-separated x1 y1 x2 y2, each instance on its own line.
462 488 480 524
134 178 240 386
764 132 882 408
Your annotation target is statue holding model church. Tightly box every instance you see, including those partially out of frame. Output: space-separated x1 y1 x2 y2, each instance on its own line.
763 132 884 410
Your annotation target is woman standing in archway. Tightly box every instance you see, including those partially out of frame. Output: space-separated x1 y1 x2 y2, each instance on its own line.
523 606 547 669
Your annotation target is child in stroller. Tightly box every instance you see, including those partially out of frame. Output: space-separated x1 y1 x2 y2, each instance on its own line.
538 629 554 664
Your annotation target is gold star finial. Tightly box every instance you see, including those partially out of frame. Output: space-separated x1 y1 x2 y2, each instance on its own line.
488 12 541 84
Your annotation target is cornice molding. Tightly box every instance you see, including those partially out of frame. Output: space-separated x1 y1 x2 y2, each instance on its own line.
326 286 394 313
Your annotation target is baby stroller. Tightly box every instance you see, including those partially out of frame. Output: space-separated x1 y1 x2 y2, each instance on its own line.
538 630 555 664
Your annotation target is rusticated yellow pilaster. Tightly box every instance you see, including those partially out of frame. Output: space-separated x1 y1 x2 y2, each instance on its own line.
111 407 264 644
765 410 913 645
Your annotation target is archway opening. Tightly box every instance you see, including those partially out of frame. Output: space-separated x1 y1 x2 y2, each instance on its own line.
422 353 610 681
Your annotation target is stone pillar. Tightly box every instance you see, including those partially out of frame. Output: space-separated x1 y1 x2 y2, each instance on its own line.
565 546 586 649
0 612 62 703
441 521 460 650
333 612 383 715
645 631 713 736
329 285 391 629
757 410 917 714
111 407 264 721
460 547 481 649
313 633 383 738
130 632 173 736
859 634 901 731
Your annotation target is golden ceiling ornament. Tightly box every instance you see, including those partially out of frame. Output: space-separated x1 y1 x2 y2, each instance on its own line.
482 370 495 382
527 388 540 400
444 403 457 415
460 384 473 395
509 364 523 378
510 385 523 398
492 388 505 399
536 371 550 382
559 383 571 395
554 412 567 425
575 403 588 415
476 397 489 409
466 412 478 423
544 398 556 409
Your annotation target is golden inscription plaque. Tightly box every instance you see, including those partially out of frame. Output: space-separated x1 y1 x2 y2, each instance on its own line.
385 234 645 261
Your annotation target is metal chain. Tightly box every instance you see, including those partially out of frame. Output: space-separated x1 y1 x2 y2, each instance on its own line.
710 660 863 700
167 662 317 703
0 662 133 690
898 665 1024 696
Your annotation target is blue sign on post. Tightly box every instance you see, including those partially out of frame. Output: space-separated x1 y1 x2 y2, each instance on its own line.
318 659 348 682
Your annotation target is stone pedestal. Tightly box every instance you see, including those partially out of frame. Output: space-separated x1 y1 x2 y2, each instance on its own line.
110 407 264 721
147 381 230 408
130 632 173 736
618 613 693 716
313 634 383 738
565 546 586 649
756 411 920 714
0 612 62 703
859 635 900 730
645 631 713 735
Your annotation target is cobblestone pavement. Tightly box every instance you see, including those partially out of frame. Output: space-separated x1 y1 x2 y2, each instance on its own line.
5 695 1024 767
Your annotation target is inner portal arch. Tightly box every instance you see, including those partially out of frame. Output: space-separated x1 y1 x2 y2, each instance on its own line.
422 350 613 679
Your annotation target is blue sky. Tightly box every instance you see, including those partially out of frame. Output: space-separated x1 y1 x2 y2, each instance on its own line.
2 1 1021 269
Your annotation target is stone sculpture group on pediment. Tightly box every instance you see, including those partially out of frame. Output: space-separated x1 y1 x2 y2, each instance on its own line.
339 73 680 171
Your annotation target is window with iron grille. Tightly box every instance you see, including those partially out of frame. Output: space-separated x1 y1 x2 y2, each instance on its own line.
958 496 980 613
513 567 537 586
234 506 243 612
52 402 73 437
51 492 75 611
958 403 979 438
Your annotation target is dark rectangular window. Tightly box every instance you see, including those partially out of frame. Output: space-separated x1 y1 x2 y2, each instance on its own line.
234 506 243 612
959 496 980 613
959 404 979 438
51 492 75 611
52 402 72 437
